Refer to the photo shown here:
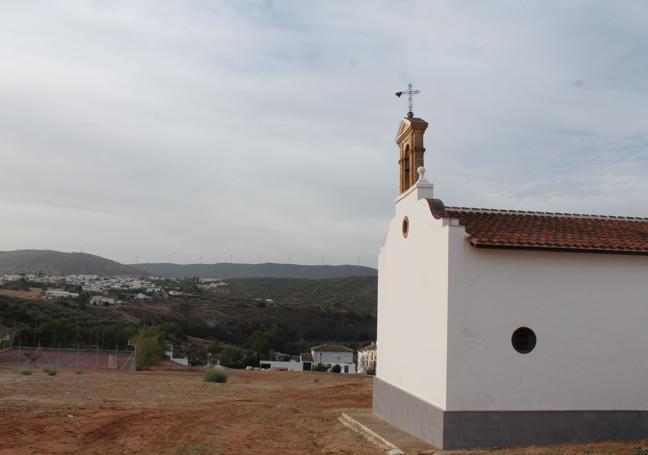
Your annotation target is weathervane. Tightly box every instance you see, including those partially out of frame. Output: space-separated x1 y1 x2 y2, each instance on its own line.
395 83 420 118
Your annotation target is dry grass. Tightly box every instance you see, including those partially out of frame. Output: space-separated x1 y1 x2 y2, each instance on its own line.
0 288 43 300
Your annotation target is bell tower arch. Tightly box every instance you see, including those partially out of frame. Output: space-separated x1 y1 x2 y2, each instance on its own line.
396 116 428 193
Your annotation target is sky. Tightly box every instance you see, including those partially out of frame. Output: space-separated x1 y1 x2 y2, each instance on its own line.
1 1 647 266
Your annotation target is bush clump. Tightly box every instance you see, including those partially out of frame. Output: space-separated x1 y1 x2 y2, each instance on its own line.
21 368 32 376
204 367 228 383
133 326 166 370
46 368 58 376
330 364 341 374
75 368 83 375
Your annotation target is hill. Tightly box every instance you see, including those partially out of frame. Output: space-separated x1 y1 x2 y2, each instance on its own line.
0 276 377 352
225 276 377 314
0 250 139 276
130 262 377 279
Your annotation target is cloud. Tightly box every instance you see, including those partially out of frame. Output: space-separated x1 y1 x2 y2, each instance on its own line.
0 1 647 265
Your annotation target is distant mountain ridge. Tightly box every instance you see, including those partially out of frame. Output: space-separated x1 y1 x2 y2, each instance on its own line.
130 262 377 279
0 250 138 276
0 250 377 279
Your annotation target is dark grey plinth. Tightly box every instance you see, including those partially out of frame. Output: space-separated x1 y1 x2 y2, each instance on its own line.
372 375 445 448
373 376 648 450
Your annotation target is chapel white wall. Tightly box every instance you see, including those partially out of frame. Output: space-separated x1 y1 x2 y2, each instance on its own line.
446 235 648 411
376 192 449 409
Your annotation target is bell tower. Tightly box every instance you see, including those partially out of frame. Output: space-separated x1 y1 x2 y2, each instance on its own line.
396 116 428 193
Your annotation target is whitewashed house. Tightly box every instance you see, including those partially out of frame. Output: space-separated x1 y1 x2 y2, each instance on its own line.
3 274 23 282
259 346 355 373
44 290 79 299
357 342 376 374
374 113 648 449
311 345 356 374
90 296 116 305
259 358 304 371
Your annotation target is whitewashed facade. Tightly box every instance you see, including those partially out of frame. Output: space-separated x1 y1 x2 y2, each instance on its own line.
373 114 648 449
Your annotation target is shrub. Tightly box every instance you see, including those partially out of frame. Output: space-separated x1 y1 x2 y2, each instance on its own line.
75 369 83 375
133 327 166 370
46 368 57 376
21 368 32 376
330 364 341 374
204 367 228 383
219 346 250 369
186 343 208 367
312 363 327 372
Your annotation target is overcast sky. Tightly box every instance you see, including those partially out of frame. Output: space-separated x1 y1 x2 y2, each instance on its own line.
1 1 647 266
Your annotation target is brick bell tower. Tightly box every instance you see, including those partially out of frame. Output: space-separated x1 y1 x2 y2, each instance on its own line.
395 83 428 194
396 115 428 194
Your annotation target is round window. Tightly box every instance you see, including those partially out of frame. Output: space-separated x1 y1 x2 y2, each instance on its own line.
511 327 536 354
402 216 409 238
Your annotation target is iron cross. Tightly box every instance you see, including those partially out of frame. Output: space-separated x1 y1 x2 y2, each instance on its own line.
395 83 420 117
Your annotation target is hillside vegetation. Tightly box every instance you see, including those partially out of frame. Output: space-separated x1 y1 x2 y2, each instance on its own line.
0 250 138 276
225 276 377 314
130 262 377 279
0 276 377 354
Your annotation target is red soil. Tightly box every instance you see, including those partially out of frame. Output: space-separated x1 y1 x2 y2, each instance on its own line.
0 367 374 454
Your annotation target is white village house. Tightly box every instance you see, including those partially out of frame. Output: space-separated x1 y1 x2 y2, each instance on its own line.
356 342 376 374
44 290 79 299
260 345 356 373
311 344 356 374
373 112 648 449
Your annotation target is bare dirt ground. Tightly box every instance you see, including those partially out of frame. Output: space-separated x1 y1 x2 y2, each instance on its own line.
0 366 647 455
0 366 375 455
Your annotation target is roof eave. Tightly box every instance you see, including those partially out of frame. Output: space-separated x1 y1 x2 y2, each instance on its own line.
469 240 648 256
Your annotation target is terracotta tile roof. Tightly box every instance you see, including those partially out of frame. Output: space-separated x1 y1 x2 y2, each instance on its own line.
311 344 354 353
358 343 377 352
427 198 648 254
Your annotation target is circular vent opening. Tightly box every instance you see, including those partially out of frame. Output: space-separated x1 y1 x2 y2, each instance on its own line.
511 327 536 354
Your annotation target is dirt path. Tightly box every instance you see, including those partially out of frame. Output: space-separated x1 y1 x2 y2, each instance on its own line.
0 366 374 454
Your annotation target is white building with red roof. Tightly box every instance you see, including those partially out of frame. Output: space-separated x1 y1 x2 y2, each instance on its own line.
311 344 356 374
373 112 648 449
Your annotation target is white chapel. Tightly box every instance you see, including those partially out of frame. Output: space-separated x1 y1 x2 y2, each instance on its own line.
374 111 648 449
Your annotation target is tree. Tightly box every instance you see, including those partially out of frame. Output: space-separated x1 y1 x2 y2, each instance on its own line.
249 331 272 358
77 293 90 309
207 341 223 365
219 346 253 368
132 326 166 370
249 324 289 358
186 343 208 366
